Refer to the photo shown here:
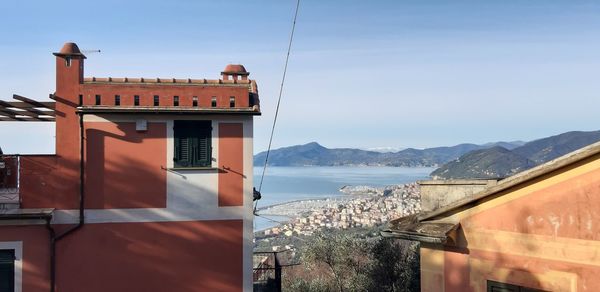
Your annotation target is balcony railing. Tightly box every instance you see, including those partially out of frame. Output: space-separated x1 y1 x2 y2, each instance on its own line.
0 155 19 204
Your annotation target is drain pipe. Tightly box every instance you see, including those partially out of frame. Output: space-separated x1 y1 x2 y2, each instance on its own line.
48 111 86 292
44 217 56 292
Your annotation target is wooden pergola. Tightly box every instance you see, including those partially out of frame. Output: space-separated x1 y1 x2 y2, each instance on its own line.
0 95 56 122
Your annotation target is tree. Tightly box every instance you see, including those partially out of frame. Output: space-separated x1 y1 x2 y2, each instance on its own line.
368 238 419 292
283 230 420 292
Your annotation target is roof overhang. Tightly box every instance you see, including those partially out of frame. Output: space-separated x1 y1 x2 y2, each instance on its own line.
0 208 54 221
77 106 261 116
381 214 459 245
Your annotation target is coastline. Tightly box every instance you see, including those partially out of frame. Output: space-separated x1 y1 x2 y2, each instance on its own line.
254 183 421 237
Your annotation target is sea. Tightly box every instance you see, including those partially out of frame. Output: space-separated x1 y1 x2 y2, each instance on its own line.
252 166 434 231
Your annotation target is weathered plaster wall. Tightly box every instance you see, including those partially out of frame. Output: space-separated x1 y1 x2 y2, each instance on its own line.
418 179 497 212
423 153 600 292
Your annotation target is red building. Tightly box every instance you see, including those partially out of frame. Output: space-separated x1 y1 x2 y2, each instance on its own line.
0 42 260 291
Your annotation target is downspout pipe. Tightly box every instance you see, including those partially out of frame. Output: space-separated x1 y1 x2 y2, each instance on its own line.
49 110 86 292
44 217 56 292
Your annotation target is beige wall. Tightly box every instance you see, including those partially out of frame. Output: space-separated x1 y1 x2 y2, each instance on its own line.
420 153 600 292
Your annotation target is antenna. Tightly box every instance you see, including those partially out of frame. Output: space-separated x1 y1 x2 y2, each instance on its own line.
81 49 101 54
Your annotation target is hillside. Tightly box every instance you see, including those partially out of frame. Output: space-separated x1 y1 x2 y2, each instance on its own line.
430 146 536 179
253 141 523 167
431 130 600 179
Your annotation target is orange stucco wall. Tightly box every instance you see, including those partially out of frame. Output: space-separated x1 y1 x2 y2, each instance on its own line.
218 123 244 207
19 155 77 209
7 52 252 292
84 121 167 209
55 220 243 292
81 84 250 108
0 225 50 292
426 153 600 292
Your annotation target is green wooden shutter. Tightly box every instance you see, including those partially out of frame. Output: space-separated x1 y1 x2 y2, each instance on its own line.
0 250 14 292
196 125 211 167
174 121 212 168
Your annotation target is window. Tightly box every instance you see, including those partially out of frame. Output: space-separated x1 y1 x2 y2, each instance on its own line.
95 94 101 105
173 96 179 106
65 57 71 67
78 94 83 106
0 250 15 292
487 280 545 292
134 95 140 106
229 96 235 108
211 97 217 107
192 96 198 107
154 95 159 106
115 95 120 106
173 120 212 168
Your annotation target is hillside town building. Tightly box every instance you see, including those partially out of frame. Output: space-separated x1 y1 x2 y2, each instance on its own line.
0 42 259 291
384 141 600 292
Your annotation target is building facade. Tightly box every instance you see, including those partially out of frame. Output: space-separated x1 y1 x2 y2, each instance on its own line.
0 42 260 291
384 141 600 292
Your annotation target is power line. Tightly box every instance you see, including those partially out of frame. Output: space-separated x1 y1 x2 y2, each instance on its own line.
255 214 289 225
254 0 301 214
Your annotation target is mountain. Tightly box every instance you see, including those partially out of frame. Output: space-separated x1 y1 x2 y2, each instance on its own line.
431 130 600 179
511 131 600 164
253 141 525 167
430 146 536 179
482 141 526 150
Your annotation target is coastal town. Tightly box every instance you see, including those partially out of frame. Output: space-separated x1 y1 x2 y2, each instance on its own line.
257 183 421 238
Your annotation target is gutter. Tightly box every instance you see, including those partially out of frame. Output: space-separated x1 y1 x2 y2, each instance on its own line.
48 109 86 292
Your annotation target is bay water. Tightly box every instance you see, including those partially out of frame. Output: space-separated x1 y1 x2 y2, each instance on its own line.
253 166 434 231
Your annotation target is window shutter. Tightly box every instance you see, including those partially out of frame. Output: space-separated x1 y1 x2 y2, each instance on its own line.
0 250 15 292
198 127 211 167
174 121 212 168
487 280 543 292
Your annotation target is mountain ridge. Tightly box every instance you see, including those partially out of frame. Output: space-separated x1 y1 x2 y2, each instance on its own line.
253 141 524 167
431 130 600 179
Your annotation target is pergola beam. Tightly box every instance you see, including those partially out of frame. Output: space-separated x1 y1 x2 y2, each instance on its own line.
13 94 54 109
0 94 57 122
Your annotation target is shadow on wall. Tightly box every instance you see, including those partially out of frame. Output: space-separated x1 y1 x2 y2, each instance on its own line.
451 206 544 292
18 121 247 292
85 122 168 209
71 122 244 291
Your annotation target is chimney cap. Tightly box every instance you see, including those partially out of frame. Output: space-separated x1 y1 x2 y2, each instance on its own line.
221 64 249 76
53 42 86 59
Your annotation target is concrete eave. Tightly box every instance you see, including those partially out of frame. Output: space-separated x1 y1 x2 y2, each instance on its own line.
77 106 261 116
380 229 448 244
0 208 54 220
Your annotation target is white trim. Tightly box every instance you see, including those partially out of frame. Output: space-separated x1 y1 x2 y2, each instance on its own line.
242 118 254 292
52 207 246 224
0 241 22 292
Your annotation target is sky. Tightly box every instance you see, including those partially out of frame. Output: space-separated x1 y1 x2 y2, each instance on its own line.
1 0 600 154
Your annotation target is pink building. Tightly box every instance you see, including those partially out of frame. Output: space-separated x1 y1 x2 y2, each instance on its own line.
0 42 260 292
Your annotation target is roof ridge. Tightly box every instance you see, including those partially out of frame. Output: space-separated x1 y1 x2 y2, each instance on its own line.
418 140 600 221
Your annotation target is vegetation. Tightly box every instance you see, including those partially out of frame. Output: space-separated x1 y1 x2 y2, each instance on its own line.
432 130 600 179
281 230 419 292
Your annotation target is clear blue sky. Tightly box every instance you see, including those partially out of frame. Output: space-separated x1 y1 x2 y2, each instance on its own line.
1 0 600 154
